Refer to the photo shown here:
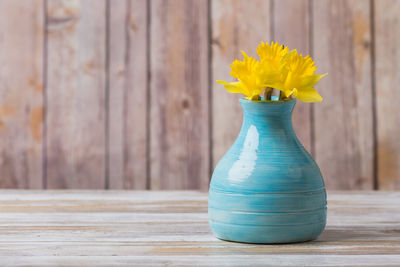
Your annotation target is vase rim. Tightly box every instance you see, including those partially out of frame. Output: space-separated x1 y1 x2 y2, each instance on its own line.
239 97 296 105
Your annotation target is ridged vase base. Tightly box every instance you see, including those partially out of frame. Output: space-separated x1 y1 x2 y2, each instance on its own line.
209 220 326 244
208 186 327 244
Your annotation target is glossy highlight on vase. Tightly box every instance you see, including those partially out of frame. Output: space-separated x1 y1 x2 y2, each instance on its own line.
208 98 327 244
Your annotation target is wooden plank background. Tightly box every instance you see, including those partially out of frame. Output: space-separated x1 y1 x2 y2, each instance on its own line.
313 0 374 190
46 0 107 189
108 0 148 189
0 0 398 190
150 0 210 190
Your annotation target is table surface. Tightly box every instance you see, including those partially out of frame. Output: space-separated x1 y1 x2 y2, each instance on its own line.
0 191 399 266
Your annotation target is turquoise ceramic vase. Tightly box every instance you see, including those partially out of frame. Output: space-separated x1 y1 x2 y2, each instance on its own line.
208 98 327 244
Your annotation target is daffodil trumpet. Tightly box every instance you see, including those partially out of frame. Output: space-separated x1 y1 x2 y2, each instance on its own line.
217 41 326 103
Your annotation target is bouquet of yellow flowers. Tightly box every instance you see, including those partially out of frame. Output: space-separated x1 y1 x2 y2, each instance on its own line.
217 42 326 102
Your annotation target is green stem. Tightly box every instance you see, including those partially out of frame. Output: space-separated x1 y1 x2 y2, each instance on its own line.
279 91 291 101
264 87 273 101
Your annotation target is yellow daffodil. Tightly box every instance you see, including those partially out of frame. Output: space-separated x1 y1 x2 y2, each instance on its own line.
257 42 289 86
217 51 264 100
277 50 326 102
216 41 326 102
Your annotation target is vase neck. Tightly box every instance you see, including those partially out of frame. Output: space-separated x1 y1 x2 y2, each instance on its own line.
239 98 296 131
239 98 296 117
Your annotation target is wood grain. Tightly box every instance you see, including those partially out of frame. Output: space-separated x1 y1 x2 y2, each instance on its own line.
273 0 312 153
46 0 107 189
0 0 44 188
0 190 398 266
312 0 374 189
150 0 210 190
374 0 400 190
108 0 148 189
211 0 271 167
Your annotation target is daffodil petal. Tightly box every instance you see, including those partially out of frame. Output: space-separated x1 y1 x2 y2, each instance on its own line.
294 87 323 102
216 80 244 93
216 80 252 97
282 88 297 98
248 94 261 101
300 73 327 89
241 50 249 59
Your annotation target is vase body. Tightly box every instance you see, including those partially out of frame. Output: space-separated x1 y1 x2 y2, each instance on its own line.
208 98 326 244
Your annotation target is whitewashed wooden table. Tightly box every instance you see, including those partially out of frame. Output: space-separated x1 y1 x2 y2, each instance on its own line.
0 191 399 266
